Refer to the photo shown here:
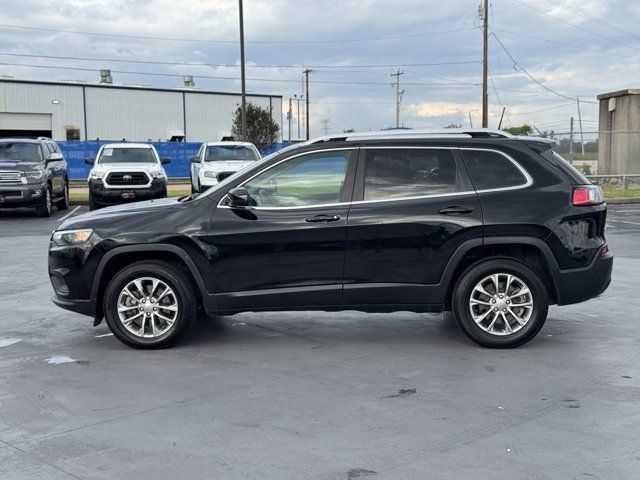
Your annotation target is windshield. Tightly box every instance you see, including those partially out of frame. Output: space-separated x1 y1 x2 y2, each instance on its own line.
205 145 260 162
98 147 157 164
0 142 42 162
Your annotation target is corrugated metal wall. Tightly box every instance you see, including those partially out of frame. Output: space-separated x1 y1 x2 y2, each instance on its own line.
0 80 283 143
0 82 85 138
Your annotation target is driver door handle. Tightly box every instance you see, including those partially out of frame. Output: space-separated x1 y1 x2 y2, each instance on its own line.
305 214 341 223
437 206 474 215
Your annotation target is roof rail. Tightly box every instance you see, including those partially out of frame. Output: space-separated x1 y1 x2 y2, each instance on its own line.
309 128 513 144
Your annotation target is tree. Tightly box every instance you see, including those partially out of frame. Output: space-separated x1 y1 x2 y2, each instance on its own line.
231 103 280 149
503 125 533 136
443 122 462 129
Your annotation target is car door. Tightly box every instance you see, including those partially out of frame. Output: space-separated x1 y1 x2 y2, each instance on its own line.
206 148 357 312
343 146 483 308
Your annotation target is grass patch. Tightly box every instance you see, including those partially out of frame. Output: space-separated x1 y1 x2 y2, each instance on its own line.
603 188 640 199
70 189 190 203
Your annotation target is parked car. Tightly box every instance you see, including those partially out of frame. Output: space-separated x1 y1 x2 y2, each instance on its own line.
85 143 170 210
49 129 612 349
190 141 261 193
0 137 69 217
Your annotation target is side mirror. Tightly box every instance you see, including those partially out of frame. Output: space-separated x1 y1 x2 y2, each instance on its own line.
190 156 201 164
85 157 94 165
226 187 249 207
161 157 171 165
47 152 63 163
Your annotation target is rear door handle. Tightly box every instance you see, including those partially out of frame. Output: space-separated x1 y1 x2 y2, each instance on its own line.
305 214 341 223
437 206 474 215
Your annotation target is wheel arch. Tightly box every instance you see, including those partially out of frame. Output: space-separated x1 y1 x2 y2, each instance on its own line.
91 244 212 320
436 237 560 308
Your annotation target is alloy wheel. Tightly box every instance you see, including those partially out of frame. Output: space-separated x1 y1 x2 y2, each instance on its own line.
468 273 534 336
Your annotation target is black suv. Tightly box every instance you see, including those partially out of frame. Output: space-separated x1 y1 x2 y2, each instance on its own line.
0 137 69 217
48 129 612 349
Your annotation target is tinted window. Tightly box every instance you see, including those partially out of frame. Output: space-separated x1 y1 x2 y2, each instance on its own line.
206 145 259 162
0 142 42 162
463 150 527 190
363 149 461 201
98 147 157 164
244 151 352 207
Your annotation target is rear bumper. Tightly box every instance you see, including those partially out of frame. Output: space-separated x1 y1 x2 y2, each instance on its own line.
0 184 46 207
555 248 613 305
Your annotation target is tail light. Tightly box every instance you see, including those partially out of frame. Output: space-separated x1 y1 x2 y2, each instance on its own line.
572 185 604 206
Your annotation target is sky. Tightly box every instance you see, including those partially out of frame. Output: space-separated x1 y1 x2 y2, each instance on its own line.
0 0 639 139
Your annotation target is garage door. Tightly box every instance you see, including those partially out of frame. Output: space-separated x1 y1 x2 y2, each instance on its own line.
0 112 52 131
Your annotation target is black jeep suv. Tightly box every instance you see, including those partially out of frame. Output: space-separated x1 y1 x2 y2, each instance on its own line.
0 138 69 216
48 129 612 349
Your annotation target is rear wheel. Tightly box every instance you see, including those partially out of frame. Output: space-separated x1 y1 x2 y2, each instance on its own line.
35 185 52 217
452 258 548 348
103 260 197 349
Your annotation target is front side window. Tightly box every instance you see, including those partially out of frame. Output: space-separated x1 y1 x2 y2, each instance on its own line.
244 150 353 207
462 150 528 190
205 145 260 162
0 142 43 162
98 147 157 164
363 148 462 201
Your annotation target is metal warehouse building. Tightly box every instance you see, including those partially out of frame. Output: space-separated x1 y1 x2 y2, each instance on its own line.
0 78 283 142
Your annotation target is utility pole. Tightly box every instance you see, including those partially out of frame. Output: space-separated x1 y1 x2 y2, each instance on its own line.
497 107 506 129
288 98 292 142
238 0 247 141
303 69 312 140
569 116 575 161
390 69 404 128
468 112 474 128
481 0 489 128
294 94 303 139
576 98 585 157
320 119 330 135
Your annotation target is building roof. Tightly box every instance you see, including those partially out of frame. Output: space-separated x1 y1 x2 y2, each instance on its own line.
597 89 640 100
0 78 282 99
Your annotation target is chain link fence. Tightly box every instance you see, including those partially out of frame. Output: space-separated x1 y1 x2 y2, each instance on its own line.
541 131 640 196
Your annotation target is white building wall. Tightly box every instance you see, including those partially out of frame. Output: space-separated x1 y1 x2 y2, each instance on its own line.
0 81 85 139
0 80 282 143
85 87 184 141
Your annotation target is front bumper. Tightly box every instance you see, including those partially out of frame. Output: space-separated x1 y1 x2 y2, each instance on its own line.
89 178 167 205
555 247 613 305
0 183 46 207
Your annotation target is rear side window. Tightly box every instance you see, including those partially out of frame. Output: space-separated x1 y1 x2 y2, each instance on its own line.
462 150 528 190
363 148 463 201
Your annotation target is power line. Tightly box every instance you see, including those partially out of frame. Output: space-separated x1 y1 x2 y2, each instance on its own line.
0 61 482 87
542 0 640 41
0 23 478 45
493 28 632 59
0 51 481 69
507 0 640 52
490 31 598 104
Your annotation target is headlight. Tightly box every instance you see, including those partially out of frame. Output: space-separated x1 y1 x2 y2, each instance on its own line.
149 169 166 179
51 229 93 246
23 170 44 182
90 170 105 179
203 171 218 179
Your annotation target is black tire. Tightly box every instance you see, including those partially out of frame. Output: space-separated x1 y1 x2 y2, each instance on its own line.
56 181 70 210
35 185 52 217
88 192 100 211
191 180 196 195
104 260 197 349
452 258 549 348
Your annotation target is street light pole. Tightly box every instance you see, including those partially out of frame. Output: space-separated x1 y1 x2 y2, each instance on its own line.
294 94 303 139
238 0 247 141
303 69 312 140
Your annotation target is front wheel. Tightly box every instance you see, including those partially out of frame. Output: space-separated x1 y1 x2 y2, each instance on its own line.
452 259 548 348
35 185 52 217
56 181 70 210
103 260 197 349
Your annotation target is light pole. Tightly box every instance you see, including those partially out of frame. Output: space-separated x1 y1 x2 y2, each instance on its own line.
238 0 247 141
